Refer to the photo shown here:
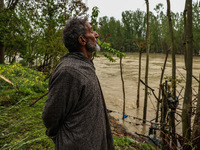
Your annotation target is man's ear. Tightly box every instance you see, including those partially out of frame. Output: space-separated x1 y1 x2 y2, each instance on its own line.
78 35 87 45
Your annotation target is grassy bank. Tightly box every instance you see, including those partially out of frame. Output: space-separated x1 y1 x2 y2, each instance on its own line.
0 63 155 149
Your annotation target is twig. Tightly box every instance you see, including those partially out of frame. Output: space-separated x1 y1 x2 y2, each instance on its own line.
192 135 200 143
182 68 199 82
140 79 161 102
29 92 48 107
135 132 162 148
148 95 156 112
177 87 184 99
175 120 181 127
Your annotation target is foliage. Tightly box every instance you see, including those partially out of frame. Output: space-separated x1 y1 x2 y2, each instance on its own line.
98 1 200 54
0 64 53 149
99 41 126 63
134 38 146 52
99 16 125 50
90 6 126 62
101 42 126 57
0 0 88 70
0 63 48 105
164 76 183 84
193 1 200 54
90 6 100 32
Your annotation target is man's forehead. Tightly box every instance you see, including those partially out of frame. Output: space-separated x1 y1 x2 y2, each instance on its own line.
85 22 92 28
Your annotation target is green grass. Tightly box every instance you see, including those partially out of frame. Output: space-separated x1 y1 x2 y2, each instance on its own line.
0 63 53 149
0 98 54 149
113 136 155 150
0 63 155 149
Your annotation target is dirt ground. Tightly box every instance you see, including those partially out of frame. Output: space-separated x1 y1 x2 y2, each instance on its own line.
94 53 200 136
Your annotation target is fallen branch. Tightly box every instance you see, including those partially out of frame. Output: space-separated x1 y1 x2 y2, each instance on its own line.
0 74 14 86
135 132 161 148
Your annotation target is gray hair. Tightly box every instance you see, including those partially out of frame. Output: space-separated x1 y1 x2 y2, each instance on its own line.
63 17 88 52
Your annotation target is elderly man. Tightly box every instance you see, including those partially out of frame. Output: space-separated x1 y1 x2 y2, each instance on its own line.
42 17 115 150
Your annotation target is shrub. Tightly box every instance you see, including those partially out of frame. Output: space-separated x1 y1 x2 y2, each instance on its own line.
19 59 28 66
0 63 48 106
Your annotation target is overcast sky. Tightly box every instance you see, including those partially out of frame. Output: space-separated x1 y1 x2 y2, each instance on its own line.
86 0 199 21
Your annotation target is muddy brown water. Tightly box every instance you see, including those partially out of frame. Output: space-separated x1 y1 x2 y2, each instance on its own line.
94 53 200 136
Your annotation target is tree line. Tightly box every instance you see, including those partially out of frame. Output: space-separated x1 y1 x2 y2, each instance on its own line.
98 2 200 54
1 1 200 67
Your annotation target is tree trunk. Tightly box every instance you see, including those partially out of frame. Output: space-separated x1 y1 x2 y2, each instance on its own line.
0 40 4 64
191 75 200 149
166 0 177 148
156 50 169 123
0 0 19 64
160 81 169 148
0 0 4 63
143 0 150 123
120 57 126 121
182 0 193 149
183 2 187 69
136 50 142 108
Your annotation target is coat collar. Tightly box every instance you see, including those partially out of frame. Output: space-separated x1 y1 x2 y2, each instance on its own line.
62 52 95 68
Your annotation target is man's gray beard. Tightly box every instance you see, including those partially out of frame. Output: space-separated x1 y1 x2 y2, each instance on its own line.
94 44 101 52
86 41 101 53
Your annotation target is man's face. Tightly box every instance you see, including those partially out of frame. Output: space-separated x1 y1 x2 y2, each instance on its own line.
84 22 100 52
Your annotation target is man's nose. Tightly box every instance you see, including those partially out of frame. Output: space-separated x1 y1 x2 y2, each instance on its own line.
95 31 99 38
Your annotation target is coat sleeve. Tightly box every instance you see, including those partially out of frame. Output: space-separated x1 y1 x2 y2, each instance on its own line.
42 68 82 138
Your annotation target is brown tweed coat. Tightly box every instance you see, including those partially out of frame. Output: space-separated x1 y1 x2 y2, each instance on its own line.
42 52 115 150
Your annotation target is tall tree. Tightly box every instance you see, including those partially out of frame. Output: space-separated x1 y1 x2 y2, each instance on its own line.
183 2 187 67
143 0 150 123
0 0 20 64
149 11 161 52
0 0 4 63
182 0 193 149
132 9 145 41
192 1 200 55
166 0 177 148
122 11 135 51
99 16 124 50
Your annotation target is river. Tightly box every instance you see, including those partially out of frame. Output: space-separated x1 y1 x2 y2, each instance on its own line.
94 53 200 136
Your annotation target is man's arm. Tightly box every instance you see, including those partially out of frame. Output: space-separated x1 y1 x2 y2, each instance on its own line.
42 68 82 138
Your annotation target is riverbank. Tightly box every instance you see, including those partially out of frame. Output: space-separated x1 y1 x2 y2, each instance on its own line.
94 53 200 137
0 63 155 149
